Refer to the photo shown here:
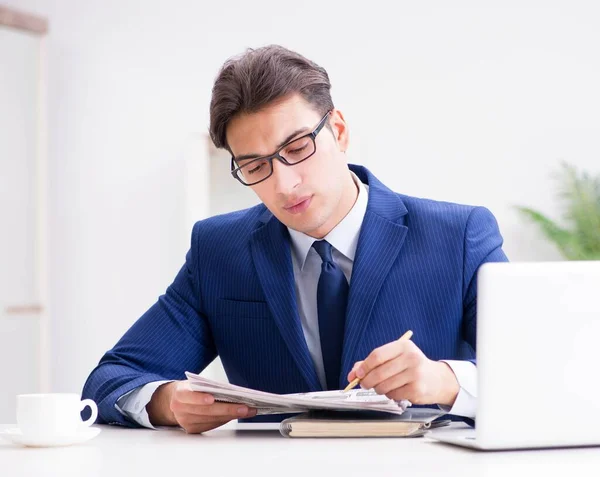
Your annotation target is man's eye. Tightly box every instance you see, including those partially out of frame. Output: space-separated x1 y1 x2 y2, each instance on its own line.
288 145 307 155
247 161 268 175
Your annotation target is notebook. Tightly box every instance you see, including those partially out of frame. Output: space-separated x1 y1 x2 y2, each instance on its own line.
279 408 449 438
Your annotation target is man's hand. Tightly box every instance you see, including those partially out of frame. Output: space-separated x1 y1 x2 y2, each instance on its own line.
146 381 257 434
347 339 460 407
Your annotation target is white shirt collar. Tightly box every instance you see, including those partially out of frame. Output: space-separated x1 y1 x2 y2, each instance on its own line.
288 171 369 270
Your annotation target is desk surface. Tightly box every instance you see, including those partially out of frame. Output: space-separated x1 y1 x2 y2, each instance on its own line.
2 423 600 477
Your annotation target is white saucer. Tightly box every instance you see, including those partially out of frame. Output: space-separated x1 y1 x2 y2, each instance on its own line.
0 426 101 448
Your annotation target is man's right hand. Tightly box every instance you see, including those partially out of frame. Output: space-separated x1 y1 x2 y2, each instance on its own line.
146 380 258 434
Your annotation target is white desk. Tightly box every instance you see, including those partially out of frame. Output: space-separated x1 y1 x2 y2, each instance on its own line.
2 423 600 477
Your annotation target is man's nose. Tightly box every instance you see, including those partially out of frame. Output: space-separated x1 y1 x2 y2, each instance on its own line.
271 158 301 195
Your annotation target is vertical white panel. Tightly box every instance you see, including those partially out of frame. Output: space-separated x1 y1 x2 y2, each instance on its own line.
0 27 39 306
0 25 45 419
37 35 49 393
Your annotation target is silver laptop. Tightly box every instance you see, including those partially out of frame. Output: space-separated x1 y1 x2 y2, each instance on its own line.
429 261 600 450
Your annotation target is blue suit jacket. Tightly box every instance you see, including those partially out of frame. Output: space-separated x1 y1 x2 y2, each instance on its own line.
82 165 508 426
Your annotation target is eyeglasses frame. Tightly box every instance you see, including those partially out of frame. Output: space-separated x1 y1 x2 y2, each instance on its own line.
230 110 332 186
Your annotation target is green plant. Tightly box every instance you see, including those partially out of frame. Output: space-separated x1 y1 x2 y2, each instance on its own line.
516 162 600 260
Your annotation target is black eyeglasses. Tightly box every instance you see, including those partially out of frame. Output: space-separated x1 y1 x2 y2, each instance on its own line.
230 111 331 186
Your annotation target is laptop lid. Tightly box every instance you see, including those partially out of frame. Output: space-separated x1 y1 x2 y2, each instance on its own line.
475 261 600 449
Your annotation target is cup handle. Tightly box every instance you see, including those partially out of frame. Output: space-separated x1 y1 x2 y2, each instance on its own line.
80 399 98 427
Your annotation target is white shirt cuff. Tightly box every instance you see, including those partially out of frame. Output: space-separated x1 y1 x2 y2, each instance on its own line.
115 380 174 429
438 360 477 419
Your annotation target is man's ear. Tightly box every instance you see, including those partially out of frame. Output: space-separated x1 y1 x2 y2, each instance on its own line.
329 109 349 152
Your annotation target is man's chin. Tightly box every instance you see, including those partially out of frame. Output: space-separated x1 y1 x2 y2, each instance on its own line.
274 204 327 236
290 219 330 239
282 216 318 235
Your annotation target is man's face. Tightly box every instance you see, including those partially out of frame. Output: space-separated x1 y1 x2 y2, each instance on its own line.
227 94 352 238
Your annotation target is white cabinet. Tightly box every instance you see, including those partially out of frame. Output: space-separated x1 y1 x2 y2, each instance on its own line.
0 7 48 422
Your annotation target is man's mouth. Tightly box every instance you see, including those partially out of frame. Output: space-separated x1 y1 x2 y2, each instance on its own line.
283 196 313 215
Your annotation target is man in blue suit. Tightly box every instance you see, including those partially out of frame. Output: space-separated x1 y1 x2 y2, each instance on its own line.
83 45 507 433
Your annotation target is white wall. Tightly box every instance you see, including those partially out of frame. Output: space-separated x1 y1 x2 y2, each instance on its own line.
4 0 600 393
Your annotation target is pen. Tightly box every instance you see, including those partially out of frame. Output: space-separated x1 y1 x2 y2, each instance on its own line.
343 330 414 392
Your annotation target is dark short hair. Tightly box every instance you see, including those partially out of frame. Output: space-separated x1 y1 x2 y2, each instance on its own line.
209 45 334 152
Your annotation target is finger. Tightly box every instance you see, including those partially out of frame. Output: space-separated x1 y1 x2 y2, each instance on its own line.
386 383 419 403
352 360 364 372
347 361 364 382
175 401 257 418
357 340 413 379
176 389 216 406
178 405 258 425
370 369 413 396
359 357 411 391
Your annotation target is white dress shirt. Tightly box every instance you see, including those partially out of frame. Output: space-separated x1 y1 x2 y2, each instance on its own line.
116 173 477 427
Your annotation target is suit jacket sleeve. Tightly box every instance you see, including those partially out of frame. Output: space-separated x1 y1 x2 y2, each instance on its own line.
81 222 216 427
462 207 509 364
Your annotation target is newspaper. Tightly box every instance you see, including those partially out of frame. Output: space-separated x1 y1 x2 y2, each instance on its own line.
185 371 411 416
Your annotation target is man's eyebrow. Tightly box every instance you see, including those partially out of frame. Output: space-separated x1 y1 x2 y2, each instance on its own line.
233 127 310 162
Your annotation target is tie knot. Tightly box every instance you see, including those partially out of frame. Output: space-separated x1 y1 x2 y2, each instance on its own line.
312 240 334 264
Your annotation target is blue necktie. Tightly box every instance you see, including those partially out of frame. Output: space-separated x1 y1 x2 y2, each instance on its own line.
312 240 349 390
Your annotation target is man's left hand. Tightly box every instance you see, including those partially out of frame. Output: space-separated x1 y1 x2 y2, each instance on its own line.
347 339 460 406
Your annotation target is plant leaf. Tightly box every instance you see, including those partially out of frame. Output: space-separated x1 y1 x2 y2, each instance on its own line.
556 161 600 256
515 206 585 259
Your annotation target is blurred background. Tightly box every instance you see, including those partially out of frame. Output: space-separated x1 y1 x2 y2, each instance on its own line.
1 0 599 421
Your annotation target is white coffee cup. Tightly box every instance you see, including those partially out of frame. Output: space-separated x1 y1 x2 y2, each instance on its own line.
16 393 98 437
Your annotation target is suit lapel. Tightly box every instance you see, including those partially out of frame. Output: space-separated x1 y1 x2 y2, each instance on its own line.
250 212 321 391
339 166 409 387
